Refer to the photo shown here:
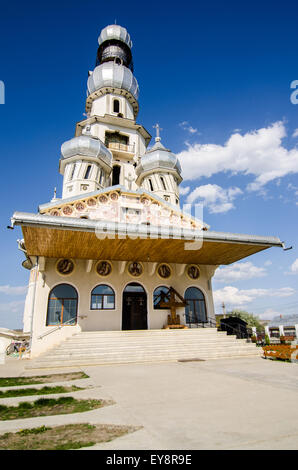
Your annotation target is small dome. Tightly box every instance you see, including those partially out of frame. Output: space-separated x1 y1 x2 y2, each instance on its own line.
61 134 112 167
98 25 132 49
136 140 182 177
87 62 139 101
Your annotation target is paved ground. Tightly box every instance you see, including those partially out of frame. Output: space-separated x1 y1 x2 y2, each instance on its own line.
0 356 298 450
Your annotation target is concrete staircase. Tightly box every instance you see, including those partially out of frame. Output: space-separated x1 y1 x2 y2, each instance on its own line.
27 328 261 369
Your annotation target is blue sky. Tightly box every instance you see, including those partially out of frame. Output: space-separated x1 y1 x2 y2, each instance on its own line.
0 0 298 328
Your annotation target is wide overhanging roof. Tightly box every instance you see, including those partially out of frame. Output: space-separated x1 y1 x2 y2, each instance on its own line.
11 212 283 265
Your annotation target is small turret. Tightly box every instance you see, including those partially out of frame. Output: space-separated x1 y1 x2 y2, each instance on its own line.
135 124 183 206
59 126 113 198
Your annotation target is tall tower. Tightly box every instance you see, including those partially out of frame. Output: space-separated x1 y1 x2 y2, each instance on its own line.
59 24 182 204
59 25 152 199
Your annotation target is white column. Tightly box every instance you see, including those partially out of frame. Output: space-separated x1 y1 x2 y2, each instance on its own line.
279 325 284 337
265 326 270 338
295 324 298 339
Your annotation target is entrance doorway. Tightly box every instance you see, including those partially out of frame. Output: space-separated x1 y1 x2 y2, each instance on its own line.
122 283 147 330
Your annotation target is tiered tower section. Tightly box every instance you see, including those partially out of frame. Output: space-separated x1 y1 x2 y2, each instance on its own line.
59 24 182 205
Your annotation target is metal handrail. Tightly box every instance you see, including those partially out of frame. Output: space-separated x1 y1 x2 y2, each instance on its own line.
219 320 251 339
185 317 217 329
38 318 76 340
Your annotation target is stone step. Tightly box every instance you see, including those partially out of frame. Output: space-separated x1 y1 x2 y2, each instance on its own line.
41 344 258 359
28 328 259 369
54 339 249 353
60 337 244 348
75 329 223 337
27 350 261 369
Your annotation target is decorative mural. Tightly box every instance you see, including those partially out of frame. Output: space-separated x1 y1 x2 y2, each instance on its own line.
41 190 205 231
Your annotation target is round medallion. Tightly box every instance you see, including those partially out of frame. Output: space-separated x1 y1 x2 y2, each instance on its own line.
62 205 73 216
109 192 119 201
140 197 150 206
98 195 108 204
186 264 200 280
157 263 172 279
75 202 85 212
96 260 112 277
50 210 60 217
127 261 143 277
56 258 75 275
87 197 97 207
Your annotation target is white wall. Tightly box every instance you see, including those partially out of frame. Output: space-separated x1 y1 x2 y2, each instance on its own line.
27 258 216 356
90 94 135 120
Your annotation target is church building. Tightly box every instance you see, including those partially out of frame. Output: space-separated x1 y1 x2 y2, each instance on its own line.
11 25 283 358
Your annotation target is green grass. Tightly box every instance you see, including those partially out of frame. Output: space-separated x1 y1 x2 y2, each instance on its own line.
0 385 83 398
0 423 138 450
0 372 89 387
0 396 109 420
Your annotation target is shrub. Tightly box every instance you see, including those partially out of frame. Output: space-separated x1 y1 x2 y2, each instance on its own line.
57 396 75 405
17 426 50 435
18 402 33 409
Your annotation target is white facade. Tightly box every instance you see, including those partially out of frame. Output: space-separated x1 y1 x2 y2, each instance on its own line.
25 260 216 356
17 24 218 357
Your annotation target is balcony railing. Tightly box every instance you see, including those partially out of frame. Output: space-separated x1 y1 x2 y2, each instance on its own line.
107 142 135 153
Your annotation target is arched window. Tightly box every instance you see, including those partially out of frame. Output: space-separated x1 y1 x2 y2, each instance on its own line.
160 176 167 190
69 163 77 181
84 164 92 179
113 99 120 113
91 285 115 310
148 178 154 191
46 284 78 326
185 287 207 324
153 286 170 309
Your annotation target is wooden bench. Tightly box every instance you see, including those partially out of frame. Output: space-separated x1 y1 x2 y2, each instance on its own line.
262 345 298 361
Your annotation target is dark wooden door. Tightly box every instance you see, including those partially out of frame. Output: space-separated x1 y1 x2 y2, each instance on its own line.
122 292 147 330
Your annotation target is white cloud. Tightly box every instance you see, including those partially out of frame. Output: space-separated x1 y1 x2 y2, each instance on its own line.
292 129 298 138
0 300 25 330
0 285 27 296
186 184 242 213
214 262 266 282
179 121 199 134
259 309 280 321
291 259 298 273
264 260 272 266
179 186 190 196
213 286 295 309
0 300 25 313
177 121 298 191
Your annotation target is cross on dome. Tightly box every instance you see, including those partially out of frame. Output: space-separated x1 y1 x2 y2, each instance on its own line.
153 123 163 142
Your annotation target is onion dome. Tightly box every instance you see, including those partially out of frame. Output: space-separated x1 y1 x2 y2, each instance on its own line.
98 25 132 49
136 138 182 177
87 61 139 101
61 130 112 168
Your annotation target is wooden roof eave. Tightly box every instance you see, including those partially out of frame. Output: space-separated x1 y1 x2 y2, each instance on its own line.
11 212 283 266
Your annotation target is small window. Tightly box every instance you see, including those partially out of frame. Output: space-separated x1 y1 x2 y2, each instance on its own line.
112 165 121 185
113 99 120 113
160 176 167 190
148 178 154 191
100 170 105 185
153 286 170 309
84 165 92 179
69 163 77 181
91 285 115 310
